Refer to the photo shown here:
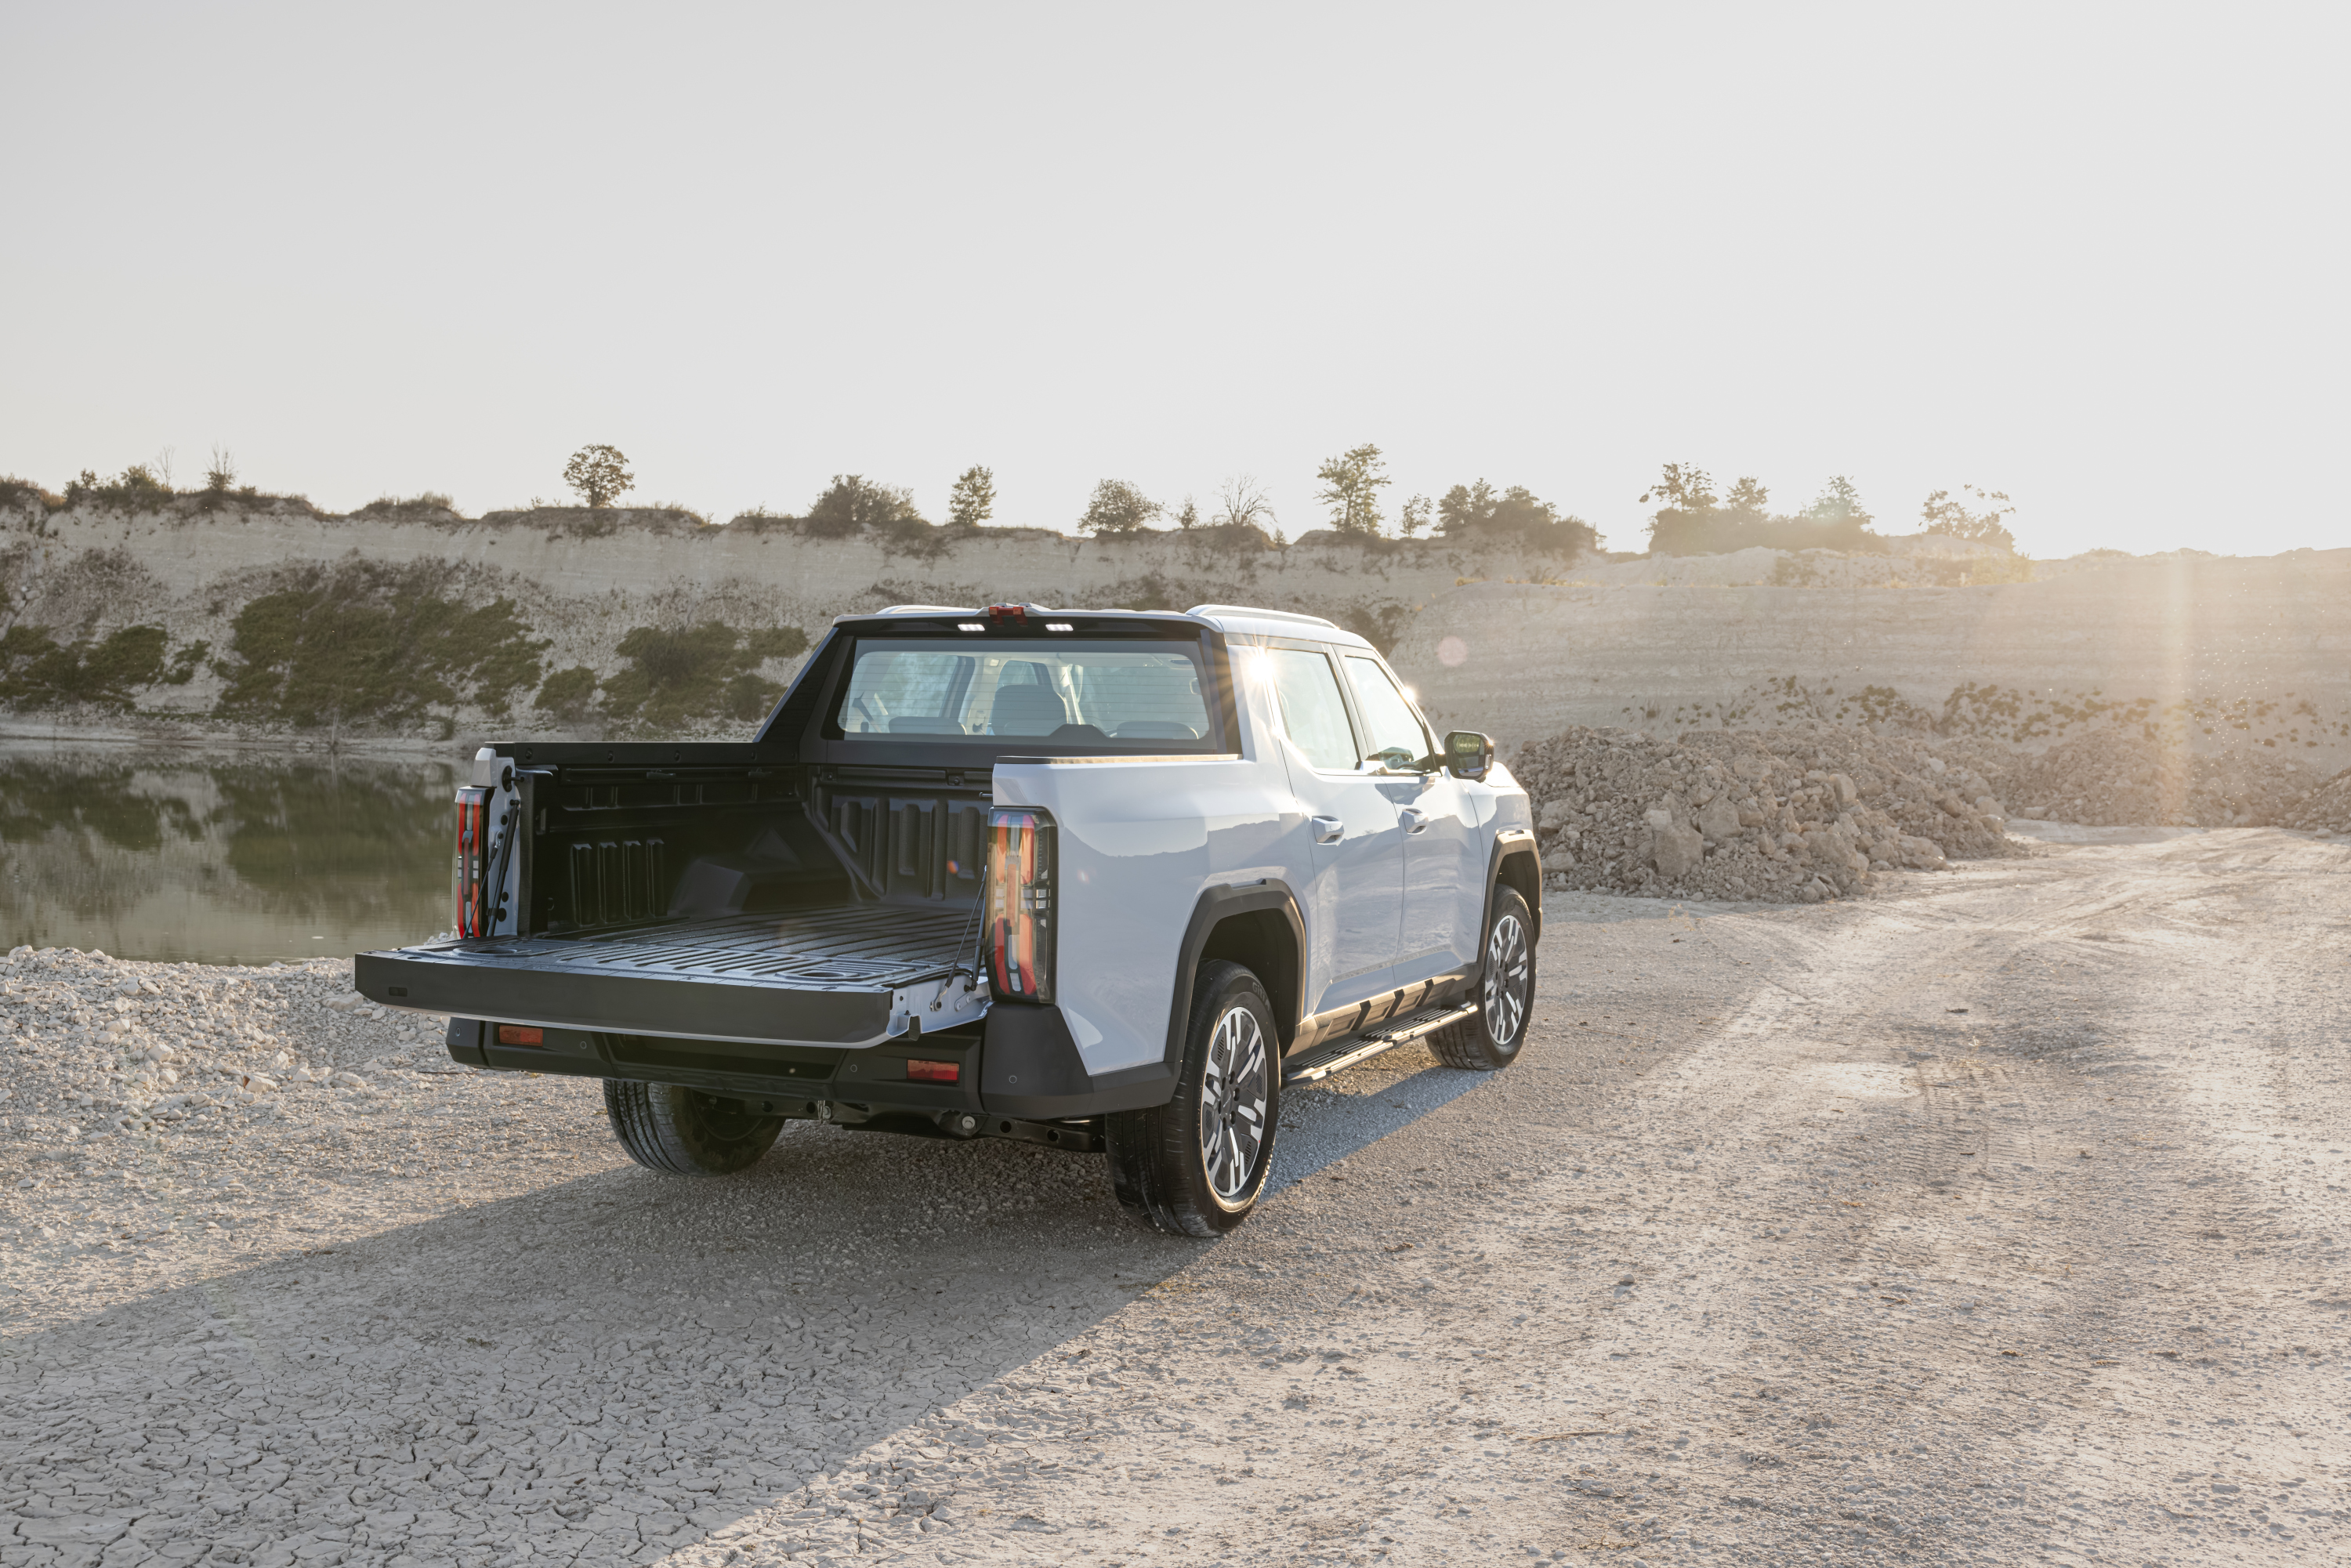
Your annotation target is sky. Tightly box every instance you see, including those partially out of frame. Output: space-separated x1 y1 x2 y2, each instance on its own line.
4 2 2345 559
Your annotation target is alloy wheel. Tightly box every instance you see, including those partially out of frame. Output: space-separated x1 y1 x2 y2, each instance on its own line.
1483 912 1530 1045
1198 1003 1270 1201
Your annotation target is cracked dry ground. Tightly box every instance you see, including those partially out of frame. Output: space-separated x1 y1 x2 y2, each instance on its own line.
5 831 2346 1566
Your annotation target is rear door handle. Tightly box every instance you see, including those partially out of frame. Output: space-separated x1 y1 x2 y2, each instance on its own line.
1400 808 1430 835
1310 815 1345 845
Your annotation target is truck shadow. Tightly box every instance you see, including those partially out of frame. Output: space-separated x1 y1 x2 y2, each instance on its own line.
1 1066 1494 1563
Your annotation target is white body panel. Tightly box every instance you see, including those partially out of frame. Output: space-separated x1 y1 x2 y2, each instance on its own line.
994 613 1531 1077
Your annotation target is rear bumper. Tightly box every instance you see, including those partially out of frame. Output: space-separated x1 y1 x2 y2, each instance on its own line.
443 1000 1176 1122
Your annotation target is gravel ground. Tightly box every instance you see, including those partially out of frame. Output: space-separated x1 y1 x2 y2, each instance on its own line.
4 829 2347 1565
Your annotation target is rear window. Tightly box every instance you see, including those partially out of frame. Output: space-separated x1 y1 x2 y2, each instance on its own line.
831 639 1217 748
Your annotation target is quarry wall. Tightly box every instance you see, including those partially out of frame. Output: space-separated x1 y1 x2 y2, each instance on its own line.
0 501 1570 747
1388 547 2351 772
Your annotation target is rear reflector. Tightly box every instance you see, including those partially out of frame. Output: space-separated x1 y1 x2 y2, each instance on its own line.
906 1059 960 1084
496 1025 544 1046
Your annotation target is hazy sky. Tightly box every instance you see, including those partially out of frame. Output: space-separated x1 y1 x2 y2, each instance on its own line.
5 2 2344 559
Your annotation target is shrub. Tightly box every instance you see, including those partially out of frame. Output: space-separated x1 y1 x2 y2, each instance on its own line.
0 476 63 512
1078 480 1162 536
63 466 176 512
0 624 172 708
533 665 600 723
602 622 809 726
355 493 458 516
214 561 549 732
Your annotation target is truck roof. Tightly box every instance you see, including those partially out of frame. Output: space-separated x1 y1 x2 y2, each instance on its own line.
844 603 1375 650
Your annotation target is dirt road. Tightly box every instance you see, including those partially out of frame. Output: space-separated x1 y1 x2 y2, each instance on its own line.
5 830 2346 1565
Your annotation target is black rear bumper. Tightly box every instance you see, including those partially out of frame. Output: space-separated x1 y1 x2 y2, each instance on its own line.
440 1000 1176 1123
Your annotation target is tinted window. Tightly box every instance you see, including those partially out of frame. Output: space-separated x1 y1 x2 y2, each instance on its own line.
1344 655 1429 767
833 639 1214 746
1267 649 1357 772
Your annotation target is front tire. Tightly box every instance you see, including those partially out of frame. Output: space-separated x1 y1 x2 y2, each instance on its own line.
1106 961 1280 1237
1430 884 1535 1071
603 1079 784 1175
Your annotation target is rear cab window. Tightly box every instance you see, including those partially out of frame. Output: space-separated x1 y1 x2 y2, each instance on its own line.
824 636 1223 752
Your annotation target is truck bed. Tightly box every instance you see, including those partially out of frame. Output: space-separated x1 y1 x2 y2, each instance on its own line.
355 901 983 1048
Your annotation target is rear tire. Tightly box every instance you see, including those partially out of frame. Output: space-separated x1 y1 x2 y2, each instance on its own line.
1106 961 1280 1237
1430 884 1534 1071
603 1079 784 1175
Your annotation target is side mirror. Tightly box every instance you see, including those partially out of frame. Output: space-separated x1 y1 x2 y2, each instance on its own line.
1444 730 1494 781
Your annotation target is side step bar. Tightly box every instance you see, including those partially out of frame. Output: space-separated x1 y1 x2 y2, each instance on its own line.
1282 1001 1478 1085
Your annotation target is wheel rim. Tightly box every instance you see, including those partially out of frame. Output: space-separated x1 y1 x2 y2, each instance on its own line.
1482 912 1530 1047
1199 1003 1270 1202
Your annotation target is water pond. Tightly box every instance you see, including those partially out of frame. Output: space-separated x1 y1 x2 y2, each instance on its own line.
0 744 458 965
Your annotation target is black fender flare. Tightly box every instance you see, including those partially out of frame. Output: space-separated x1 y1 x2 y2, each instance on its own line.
1476 829 1541 981
1163 878 1308 1066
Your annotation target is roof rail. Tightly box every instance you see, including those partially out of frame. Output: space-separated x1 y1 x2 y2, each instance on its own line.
1186 603 1339 629
875 604 973 615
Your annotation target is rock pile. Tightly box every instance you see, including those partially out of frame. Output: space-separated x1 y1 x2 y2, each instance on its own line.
1510 722 2018 904
2281 768 2351 836
1995 730 2329 828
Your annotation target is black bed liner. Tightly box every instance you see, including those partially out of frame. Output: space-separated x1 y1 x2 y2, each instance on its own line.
354 902 981 1048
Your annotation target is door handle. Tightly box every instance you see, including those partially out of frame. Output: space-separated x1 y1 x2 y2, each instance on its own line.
1400 808 1430 835
1310 815 1345 845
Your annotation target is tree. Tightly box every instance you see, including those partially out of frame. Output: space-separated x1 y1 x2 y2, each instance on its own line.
947 465 996 530
1638 462 1715 512
1078 479 1161 535
1314 444 1390 535
1397 494 1431 538
205 444 237 495
1437 479 1596 554
1214 476 1276 532
1803 476 1871 526
1439 480 1498 535
563 445 634 509
1722 476 1769 515
802 474 923 539
1920 484 2017 551
1172 496 1201 530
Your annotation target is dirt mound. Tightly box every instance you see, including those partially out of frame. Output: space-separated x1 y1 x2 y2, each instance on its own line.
2280 767 2351 835
1995 731 2325 827
1509 721 2018 904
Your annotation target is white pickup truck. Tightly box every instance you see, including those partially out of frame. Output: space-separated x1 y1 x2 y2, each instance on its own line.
356 603 1539 1233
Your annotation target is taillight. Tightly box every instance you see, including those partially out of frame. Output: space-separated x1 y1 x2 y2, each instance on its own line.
496 1025 544 1046
906 1059 960 1084
454 785 494 937
985 806 1054 1001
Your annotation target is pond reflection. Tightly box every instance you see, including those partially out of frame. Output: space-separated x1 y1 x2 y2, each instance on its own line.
0 745 458 965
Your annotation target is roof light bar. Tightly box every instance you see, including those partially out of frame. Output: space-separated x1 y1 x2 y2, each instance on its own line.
1045 621 1074 632
958 622 987 632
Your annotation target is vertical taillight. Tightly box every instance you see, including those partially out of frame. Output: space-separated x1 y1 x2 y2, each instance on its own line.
454 785 494 938
985 806 1054 1001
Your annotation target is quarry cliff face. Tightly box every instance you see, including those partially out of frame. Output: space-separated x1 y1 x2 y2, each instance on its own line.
1390 548 2351 773
0 500 1572 747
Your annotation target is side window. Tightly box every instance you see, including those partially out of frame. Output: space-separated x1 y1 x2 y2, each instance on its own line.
1266 649 1358 772
1343 655 1429 768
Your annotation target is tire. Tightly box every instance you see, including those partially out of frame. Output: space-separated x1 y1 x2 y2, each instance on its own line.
1105 960 1281 1237
603 1079 784 1175
1430 884 1535 1071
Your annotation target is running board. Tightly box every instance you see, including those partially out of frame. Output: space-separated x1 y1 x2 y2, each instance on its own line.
1281 1001 1478 1085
